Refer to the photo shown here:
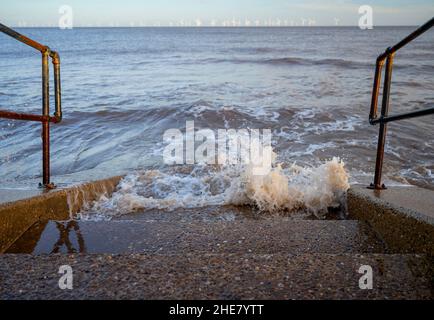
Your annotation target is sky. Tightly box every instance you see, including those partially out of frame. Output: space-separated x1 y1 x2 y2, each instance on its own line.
1 0 433 27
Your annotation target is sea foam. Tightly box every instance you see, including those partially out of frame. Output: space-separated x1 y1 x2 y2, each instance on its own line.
80 156 350 220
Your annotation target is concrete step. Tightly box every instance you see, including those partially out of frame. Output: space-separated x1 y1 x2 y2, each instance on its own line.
0 253 431 300
7 218 387 254
112 205 349 222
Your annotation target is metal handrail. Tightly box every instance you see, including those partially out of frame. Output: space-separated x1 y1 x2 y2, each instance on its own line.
0 23 63 188
369 17 434 190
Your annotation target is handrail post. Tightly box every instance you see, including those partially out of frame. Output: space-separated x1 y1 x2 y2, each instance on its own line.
41 50 53 188
368 18 434 191
369 57 385 124
51 51 62 122
370 51 394 190
0 23 62 189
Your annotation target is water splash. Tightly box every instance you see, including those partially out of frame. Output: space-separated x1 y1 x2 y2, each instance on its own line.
80 157 350 220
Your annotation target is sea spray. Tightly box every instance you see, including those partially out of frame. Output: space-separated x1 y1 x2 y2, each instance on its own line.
80 156 350 221
241 157 349 213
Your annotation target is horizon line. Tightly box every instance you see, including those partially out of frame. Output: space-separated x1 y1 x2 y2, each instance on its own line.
8 25 421 28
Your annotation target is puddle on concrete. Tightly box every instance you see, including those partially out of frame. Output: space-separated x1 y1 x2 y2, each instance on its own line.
5 205 383 255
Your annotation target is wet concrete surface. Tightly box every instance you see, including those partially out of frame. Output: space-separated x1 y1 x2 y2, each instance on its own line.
115 205 347 222
0 176 122 253
0 253 431 300
348 186 434 255
6 219 386 255
0 189 45 206
351 185 434 222
1 182 434 300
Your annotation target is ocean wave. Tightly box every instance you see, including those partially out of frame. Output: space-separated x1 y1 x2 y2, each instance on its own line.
190 56 433 71
263 57 369 68
79 157 350 220
193 56 371 69
62 101 293 129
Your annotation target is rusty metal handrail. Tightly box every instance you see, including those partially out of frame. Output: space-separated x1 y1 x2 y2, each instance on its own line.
369 17 434 190
0 23 62 188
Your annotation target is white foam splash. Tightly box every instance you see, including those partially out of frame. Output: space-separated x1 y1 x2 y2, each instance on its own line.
80 156 350 220
242 157 350 213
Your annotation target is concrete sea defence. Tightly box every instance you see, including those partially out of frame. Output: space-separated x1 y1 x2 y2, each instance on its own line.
0 176 122 253
0 177 432 299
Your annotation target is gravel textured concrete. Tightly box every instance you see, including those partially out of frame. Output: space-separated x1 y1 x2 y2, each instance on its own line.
350 185 434 222
0 253 431 300
7 219 386 254
348 185 434 255
1 182 434 300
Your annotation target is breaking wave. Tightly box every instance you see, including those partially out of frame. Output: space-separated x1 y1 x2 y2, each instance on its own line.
80 156 350 220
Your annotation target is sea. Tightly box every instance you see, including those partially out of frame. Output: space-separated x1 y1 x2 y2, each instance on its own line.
1 27 433 217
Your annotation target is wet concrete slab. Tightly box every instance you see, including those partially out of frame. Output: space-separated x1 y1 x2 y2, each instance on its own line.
348 185 434 255
0 176 122 253
0 188 45 206
1 181 434 300
351 185 434 222
0 253 431 300
114 205 347 222
7 219 386 254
